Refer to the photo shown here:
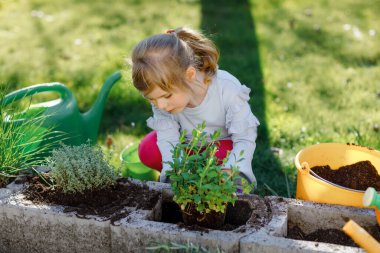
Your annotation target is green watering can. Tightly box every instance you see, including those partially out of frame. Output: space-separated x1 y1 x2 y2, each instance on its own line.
2 71 122 148
120 143 160 181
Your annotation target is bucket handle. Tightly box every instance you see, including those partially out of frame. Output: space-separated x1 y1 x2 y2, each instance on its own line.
299 161 311 175
2 83 72 106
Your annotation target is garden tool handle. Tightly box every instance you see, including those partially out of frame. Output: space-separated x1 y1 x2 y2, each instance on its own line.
343 219 380 253
2 83 72 106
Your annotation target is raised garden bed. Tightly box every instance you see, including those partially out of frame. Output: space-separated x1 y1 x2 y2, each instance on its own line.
0 181 377 253
241 197 378 253
111 189 272 252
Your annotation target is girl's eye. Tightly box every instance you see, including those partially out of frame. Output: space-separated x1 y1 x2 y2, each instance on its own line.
165 94 172 99
147 98 156 104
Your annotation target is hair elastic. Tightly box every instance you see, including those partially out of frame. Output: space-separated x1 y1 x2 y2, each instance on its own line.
166 29 176 34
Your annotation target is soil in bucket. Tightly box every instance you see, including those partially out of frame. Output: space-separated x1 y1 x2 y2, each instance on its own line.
23 176 160 224
311 160 380 191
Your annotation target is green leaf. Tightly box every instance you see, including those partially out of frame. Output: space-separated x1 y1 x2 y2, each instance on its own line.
193 194 201 203
187 155 202 161
182 172 189 180
208 171 218 178
169 175 182 182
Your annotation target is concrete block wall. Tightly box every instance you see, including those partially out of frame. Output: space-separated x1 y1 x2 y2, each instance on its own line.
111 211 252 252
0 195 112 253
0 182 377 253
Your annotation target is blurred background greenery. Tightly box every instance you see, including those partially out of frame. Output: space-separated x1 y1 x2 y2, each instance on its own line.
0 0 379 197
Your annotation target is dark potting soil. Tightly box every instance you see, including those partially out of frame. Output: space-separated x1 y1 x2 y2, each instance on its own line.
287 224 380 247
182 203 227 230
311 160 380 191
0 181 6 188
160 195 272 232
0 177 12 188
23 177 161 223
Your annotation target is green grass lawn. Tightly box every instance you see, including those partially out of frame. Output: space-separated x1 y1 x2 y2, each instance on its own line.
1 0 379 197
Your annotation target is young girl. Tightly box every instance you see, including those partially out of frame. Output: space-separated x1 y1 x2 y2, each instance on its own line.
131 27 260 185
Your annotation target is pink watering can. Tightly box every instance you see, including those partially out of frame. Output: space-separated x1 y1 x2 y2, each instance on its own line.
2 71 121 148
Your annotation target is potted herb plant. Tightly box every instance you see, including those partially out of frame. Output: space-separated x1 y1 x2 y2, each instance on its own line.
166 122 254 229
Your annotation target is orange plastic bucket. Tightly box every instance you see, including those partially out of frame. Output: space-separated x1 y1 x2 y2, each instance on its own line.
295 143 380 208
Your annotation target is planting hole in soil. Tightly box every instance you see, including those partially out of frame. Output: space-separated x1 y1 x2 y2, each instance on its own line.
311 160 380 191
154 195 272 232
23 176 161 223
285 204 380 247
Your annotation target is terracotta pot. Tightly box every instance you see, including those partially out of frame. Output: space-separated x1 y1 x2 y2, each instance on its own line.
181 203 226 229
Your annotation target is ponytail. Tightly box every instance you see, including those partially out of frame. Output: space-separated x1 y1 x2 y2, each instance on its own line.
174 27 219 84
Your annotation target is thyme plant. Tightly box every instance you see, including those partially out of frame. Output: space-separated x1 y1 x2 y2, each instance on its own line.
47 143 117 193
166 122 248 214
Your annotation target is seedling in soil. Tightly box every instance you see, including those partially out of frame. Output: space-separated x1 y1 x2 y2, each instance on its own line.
166 122 254 229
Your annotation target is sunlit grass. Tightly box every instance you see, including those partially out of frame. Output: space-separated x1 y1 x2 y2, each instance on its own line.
250 0 380 196
0 0 379 196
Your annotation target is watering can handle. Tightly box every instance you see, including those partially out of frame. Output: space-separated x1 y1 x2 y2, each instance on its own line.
2 83 72 106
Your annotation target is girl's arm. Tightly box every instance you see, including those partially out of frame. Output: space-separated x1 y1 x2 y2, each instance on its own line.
224 85 260 184
224 127 257 183
147 105 180 182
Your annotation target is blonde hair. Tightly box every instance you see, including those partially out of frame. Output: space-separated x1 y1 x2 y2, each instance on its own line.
131 27 219 95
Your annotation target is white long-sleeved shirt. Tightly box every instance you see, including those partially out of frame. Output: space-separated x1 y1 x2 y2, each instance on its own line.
147 69 260 183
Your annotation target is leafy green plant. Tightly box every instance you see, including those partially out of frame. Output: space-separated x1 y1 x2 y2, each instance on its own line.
0 89 58 187
47 143 117 193
166 122 247 215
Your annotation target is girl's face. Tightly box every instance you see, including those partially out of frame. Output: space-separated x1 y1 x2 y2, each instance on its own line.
144 85 191 114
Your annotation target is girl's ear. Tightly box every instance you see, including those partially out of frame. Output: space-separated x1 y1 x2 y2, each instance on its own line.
185 66 196 81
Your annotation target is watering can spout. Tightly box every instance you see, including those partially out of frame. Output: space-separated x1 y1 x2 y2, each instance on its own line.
82 71 122 142
363 187 380 226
